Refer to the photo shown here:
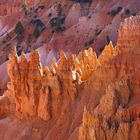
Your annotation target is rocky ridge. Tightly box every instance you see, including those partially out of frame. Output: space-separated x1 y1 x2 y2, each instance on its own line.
79 15 140 140
0 0 140 65
0 10 140 140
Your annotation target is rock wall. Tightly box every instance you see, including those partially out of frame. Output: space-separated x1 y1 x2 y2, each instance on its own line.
7 46 100 120
79 15 140 140
1 15 140 139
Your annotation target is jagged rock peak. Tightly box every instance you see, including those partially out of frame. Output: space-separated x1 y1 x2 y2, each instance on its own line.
7 45 112 120
98 41 115 64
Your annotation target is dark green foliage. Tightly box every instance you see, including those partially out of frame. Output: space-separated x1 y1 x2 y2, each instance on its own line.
15 21 24 34
108 6 122 17
57 3 62 16
33 29 40 38
53 17 64 32
50 3 65 32
50 16 65 32
31 20 46 38
22 0 28 15
95 29 102 36
84 39 94 46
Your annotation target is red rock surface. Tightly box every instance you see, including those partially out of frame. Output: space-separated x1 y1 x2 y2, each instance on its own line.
0 14 140 139
0 0 38 16
0 0 140 65
0 0 140 140
0 0 140 94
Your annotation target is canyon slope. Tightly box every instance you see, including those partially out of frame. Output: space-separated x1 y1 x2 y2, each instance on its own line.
0 0 140 94
0 13 140 139
0 0 140 140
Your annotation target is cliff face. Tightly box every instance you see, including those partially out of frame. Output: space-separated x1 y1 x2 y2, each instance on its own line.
0 0 140 65
79 16 140 140
0 0 140 95
0 15 139 139
7 46 98 121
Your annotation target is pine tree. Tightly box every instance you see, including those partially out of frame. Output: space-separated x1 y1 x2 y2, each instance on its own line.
57 3 62 17
22 0 28 15
105 31 110 44
15 21 24 34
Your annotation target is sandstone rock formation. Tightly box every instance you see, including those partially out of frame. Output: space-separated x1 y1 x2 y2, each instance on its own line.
79 15 140 140
0 0 140 94
0 2 140 140
0 0 140 66
0 15 138 139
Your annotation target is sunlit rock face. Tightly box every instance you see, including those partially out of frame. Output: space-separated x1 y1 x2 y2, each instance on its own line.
0 0 140 96
7 45 99 121
79 15 140 140
0 8 140 140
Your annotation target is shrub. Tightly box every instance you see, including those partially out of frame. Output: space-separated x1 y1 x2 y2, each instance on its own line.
33 29 40 38
33 25 45 38
50 3 65 32
57 3 62 16
15 21 24 34
125 9 131 15
31 19 46 38
84 39 94 46
95 29 102 36
22 0 28 15
53 18 63 32
108 6 122 17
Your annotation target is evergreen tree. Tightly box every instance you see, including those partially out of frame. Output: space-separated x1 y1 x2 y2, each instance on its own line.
22 0 28 15
15 21 24 34
57 3 62 16
105 30 110 44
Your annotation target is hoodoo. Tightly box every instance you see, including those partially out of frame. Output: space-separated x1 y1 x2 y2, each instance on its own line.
0 0 140 140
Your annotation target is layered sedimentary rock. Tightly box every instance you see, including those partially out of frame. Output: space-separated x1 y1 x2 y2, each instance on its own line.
7 47 97 120
0 15 140 139
79 15 140 140
7 43 101 121
0 94 14 118
0 0 140 66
